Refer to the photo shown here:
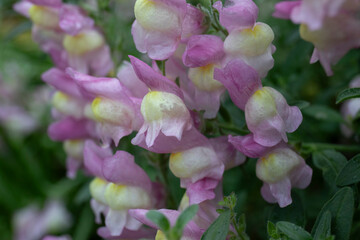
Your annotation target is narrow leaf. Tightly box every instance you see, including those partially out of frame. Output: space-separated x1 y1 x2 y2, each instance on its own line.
303 105 343 123
173 205 199 236
146 210 170 232
276 221 312 240
336 154 360 186
336 88 360 104
201 208 231 240
311 187 354 240
312 150 347 188
313 211 332 240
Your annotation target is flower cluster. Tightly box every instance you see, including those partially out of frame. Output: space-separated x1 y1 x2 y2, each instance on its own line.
13 0 317 239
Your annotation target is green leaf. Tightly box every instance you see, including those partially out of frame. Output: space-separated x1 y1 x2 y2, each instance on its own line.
311 187 354 240
276 221 312 240
336 88 360 104
336 154 360 186
201 208 231 240
172 205 199 238
303 105 344 123
267 221 278 238
73 205 95 240
146 210 171 232
312 150 347 188
313 211 332 240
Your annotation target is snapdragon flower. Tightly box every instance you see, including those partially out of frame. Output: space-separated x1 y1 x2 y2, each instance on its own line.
132 0 204 60
256 147 312 207
274 0 360 75
181 35 226 118
215 0 275 78
67 69 143 146
42 68 95 178
84 140 161 237
215 59 302 147
129 56 196 151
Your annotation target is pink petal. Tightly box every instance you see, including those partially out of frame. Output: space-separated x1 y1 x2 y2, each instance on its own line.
182 35 224 68
228 134 270 158
28 0 62 7
186 178 220 204
66 157 82 179
129 56 183 98
181 4 205 41
42 68 83 99
83 140 113 178
131 21 180 60
213 0 258 32
214 59 261 110
273 1 301 19
133 127 208 154
209 136 246 169
13 1 33 17
59 5 94 35
47 117 92 141
102 151 152 193
67 68 131 101
117 61 149 99
97 226 156 239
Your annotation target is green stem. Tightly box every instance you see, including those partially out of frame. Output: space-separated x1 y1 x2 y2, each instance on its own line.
217 123 249 135
161 60 166 76
158 154 177 209
301 142 360 153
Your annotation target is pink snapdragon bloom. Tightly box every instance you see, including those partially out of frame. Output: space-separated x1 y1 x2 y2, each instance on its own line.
169 141 225 204
223 22 275 78
341 76 360 137
14 1 113 76
215 59 302 147
129 209 204 239
230 134 312 207
13 200 72 240
256 147 312 207
60 5 113 76
67 68 143 146
0 105 37 136
132 0 204 60
213 0 259 32
14 0 67 68
274 0 360 75
84 141 161 237
42 68 95 178
181 35 226 118
214 0 275 78
129 56 194 149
